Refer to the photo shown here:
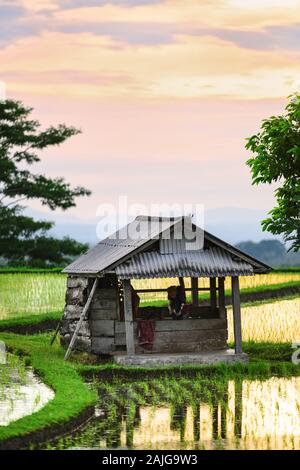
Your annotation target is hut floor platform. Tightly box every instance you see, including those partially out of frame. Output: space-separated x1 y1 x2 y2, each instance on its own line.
113 349 248 367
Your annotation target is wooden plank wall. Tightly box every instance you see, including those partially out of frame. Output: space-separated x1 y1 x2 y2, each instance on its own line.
115 318 228 353
63 279 228 355
90 317 228 354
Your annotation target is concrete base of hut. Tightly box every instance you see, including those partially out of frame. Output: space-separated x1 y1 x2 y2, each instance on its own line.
113 349 248 367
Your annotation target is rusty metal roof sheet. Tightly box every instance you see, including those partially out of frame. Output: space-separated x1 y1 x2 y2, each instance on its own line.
115 247 254 279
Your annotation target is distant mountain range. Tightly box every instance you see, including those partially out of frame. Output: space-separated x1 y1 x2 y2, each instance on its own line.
235 240 300 267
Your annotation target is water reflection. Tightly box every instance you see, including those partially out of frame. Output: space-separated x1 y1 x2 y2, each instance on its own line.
49 376 300 450
0 368 54 426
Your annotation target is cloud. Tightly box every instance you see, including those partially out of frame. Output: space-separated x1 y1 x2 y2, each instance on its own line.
1 0 300 100
58 21 174 45
2 0 300 50
53 21 300 49
0 69 137 87
52 0 300 29
0 22 40 47
0 2 175 47
0 2 42 46
0 3 26 19
1 30 299 100
194 24 300 51
59 0 161 7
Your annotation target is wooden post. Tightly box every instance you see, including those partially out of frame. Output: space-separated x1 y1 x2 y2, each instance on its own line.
231 276 242 354
178 277 185 290
64 277 98 361
191 277 199 306
218 277 226 319
123 279 135 355
178 276 186 302
210 277 217 310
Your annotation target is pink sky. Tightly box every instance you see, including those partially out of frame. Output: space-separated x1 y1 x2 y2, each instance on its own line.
1 0 300 221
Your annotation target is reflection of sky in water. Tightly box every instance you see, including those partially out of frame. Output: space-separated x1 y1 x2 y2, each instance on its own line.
0 369 54 426
52 376 300 450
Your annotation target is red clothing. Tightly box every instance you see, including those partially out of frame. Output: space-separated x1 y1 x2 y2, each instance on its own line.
137 320 156 350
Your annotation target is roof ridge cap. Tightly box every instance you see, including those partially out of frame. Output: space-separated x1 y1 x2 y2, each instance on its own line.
135 215 183 221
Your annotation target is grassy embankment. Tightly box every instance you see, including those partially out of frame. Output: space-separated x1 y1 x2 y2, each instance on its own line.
0 332 97 449
0 311 61 334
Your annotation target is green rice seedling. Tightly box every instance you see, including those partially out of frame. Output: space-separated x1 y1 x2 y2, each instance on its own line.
0 273 66 319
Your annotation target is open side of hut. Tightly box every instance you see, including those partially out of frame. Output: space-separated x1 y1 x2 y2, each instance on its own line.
60 216 271 365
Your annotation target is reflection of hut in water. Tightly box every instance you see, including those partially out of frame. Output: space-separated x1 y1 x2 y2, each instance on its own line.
79 377 243 449
125 381 243 448
60 216 271 365
46 377 300 450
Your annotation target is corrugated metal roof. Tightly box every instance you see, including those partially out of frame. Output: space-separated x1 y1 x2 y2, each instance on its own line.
63 216 182 274
63 215 271 276
160 238 187 254
159 225 204 253
115 247 254 279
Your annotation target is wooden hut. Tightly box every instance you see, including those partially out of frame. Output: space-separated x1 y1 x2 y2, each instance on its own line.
61 216 271 365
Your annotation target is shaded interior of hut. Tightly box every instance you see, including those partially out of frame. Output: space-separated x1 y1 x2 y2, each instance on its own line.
115 274 224 352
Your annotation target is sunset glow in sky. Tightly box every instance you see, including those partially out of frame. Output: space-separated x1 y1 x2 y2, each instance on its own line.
1 0 300 220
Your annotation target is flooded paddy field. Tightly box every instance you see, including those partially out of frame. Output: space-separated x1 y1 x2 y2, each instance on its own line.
43 375 300 450
0 354 54 426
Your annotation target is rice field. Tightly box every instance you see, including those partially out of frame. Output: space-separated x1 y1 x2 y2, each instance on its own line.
1 271 299 319
134 272 300 291
0 273 66 319
227 297 300 343
132 272 300 303
0 272 299 343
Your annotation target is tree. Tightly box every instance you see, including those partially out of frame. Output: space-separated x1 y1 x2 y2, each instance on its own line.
0 99 91 266
246 94 300 251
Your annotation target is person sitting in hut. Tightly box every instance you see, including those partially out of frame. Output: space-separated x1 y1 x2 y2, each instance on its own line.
167 283 186 320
